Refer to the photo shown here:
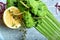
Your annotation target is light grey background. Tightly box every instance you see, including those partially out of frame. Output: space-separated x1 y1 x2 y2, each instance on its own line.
0 0 60 40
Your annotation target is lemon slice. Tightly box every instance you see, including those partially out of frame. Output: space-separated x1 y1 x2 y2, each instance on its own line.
3 6 22 29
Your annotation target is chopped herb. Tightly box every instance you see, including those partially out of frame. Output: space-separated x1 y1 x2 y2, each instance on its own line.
13 16 17 20
8 10 13 13
12 23 15 27
15 26 17 28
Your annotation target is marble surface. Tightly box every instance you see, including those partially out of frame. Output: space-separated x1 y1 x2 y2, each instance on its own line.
0 20 47 40
0 0 60 40
0 33 4 40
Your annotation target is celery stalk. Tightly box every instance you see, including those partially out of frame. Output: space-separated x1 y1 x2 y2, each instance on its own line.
35 13 60 40
42 18 60 37
35 24 52 39
43 17 60 35
47 11 60 27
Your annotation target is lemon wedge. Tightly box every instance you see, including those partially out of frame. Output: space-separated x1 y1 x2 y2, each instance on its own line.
3 6 22 29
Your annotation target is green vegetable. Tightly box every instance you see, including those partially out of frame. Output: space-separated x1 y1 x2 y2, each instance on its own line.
7 0 17 8
7 0 60 40
22 11 35 28
26 0 47 17
35 10 60 40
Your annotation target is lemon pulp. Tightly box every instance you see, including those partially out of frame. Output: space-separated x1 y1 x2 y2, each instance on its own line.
3 6 22 29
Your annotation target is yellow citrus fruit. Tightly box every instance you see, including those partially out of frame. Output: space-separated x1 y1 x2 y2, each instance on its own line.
3 6 22 29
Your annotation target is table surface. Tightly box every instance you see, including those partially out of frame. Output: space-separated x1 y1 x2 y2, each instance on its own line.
0 0 60 40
